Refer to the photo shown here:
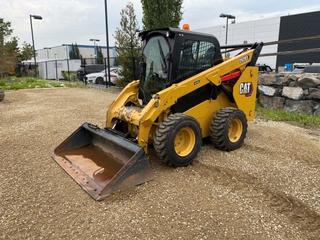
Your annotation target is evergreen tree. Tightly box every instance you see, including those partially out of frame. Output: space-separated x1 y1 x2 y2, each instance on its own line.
114 2 141 85
19 42 33 61
141 0 183 30
69 44 75 59
96 46 104 64
74 43 81 59
69 43 81 59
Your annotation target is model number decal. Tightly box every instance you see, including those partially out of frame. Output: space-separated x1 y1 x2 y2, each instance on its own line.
239 82 253 96
240 55 249 63
194 80 200 85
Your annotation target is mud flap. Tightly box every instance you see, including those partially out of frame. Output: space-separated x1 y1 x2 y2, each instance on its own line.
53 123 153 201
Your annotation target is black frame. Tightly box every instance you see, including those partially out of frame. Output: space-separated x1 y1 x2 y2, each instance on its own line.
139 28 223 86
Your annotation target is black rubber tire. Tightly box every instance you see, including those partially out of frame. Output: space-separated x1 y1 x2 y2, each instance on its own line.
96 77 104 85
210 108 248 151
153 113 202 167
0 89 4 102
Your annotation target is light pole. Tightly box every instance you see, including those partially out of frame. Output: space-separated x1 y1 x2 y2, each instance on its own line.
220 13 236 47
104 0 111 87
30 14 42 77
89 38 100 64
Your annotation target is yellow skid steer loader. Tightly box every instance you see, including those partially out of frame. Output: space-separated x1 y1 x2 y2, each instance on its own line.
53 27 263 200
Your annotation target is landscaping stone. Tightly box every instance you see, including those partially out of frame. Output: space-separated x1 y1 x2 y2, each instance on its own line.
258 95 285 109
288 81 297 87
285 74 300 83
284 99 314 114
307 88 320 100
297 74 320 88
258 73 320 115
259 74 288 86
282 87 304 100
258 85 276 96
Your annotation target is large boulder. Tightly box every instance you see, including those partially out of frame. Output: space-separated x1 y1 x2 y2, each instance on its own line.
284 74 299 82
0 89 4 102
259 73 288 86
288 81 297 87
258 85 277 96
284 99 314 114
297 74 320 88
258 95 285 109
282 87 304 100
307 88 320 100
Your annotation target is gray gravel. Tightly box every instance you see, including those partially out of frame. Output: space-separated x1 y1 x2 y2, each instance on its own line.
0 88 319 240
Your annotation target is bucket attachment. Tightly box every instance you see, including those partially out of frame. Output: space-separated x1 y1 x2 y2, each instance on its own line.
53 123 153 201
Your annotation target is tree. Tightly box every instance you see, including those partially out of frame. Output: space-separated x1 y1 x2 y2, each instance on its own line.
19 42 33 61
0 18 13 48
74 43 81 59
69 44 75 59
0 19 18 75
69 43 82 59
96 46 104 64
114 2 141 85
141 0 183 30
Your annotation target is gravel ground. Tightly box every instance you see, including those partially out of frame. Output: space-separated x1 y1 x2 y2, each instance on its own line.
0 88 319 240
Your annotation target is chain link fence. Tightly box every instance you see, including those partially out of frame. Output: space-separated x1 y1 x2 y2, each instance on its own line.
18 57 122 81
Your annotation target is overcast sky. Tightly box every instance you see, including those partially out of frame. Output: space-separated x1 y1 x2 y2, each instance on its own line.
1 0 320 49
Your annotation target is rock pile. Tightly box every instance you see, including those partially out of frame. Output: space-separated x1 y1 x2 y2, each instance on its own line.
258 73 320 115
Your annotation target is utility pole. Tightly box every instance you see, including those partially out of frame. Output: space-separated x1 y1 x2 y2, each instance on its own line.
104 0 111 87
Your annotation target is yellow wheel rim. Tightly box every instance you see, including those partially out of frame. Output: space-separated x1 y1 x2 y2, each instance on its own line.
228 118 243 143
174 127 196 157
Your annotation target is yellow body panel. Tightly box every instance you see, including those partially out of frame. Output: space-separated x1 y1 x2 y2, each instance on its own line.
184 94 235 137
106 49 258 152
232 66 258 121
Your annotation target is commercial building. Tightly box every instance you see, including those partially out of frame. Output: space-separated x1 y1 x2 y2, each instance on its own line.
196 10 320 69
36 44 116 62
24 44 117 79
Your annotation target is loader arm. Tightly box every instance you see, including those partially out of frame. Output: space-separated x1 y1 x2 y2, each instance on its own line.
53 26 262 201
107 49 258 151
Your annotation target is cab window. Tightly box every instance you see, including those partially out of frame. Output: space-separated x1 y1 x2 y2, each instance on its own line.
177 40 215 81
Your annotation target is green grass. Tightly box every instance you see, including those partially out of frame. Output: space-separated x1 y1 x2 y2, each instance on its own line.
0 77 84 90
256 106 320 127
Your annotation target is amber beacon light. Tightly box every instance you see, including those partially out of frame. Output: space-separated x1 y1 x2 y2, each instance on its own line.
182 23 190 31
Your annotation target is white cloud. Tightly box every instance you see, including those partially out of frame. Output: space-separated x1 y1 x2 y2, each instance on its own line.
0 0 319 49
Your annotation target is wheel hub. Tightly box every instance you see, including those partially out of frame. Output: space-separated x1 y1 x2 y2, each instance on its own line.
228 118 243 143
174 127 196 157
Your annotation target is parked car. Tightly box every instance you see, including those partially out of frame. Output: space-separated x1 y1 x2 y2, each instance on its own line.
76 64 105 81
84 68 120 85
304 65 320 73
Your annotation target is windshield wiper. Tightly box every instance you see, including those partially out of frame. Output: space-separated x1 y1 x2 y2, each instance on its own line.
157 40 167 71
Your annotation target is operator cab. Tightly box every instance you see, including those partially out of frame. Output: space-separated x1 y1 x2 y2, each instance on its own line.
139 28 223 103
